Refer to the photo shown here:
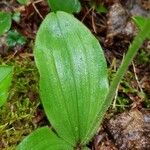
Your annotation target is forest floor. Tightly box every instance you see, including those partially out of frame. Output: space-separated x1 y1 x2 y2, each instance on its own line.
0 0 150 149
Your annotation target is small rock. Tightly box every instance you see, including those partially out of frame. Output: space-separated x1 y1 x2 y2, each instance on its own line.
122 0 150 17
106 109 150 150
106 3 129 38
106 3 138 44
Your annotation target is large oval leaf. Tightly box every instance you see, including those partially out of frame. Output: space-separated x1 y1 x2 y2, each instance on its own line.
17 127 73 150
0 12 11 36
47 0 81 13
34 11 109 146
0 66 13 107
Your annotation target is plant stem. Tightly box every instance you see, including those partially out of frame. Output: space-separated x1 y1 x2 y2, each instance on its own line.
105 20 150 107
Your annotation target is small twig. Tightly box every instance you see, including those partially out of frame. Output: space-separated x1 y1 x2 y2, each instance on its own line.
132 61 143 93
32 0 44 20
81 7 93 22
112 84 119 109
0 1 14 11
91 11 97 33
33 0 43 4
5 50 18 63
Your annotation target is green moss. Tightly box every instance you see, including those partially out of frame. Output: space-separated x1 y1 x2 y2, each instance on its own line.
0 55 40 149
136 49 150 65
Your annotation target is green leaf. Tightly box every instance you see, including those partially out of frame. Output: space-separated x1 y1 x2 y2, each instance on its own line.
96 5 108 13
0 12 11 36
12 12 21 23
89 1 107 13
17 127 73 150
133 16 150 39
35 11 109 146
17 0 29 5
0 66 13 107
47 0 81 13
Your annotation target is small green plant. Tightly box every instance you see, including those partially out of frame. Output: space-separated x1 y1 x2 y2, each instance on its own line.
6 30 27 47
90 1 108 13
17 12 150 150
47 0 81 13
96 5 107 13
0 66 13 107
0 12 12 36
0 11 27 48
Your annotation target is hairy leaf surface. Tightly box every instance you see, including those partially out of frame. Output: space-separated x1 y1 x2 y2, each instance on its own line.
17 127 73 150
0 66 13 107
34 11 109 146
47 0 81 13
